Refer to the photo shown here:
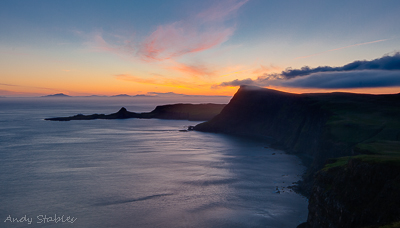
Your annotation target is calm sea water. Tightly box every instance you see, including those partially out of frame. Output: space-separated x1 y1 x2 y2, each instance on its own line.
0 97 308 228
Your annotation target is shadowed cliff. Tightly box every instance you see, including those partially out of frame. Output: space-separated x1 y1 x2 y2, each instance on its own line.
194 85 400 228
195 86 328 178
45 103 226 121
307 157 400 228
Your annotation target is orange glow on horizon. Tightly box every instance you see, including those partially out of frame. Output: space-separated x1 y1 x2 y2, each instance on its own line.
2 77 400 97
266 85 400 95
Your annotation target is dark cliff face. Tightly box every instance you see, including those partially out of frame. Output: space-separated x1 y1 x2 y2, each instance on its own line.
308 159 400 228
195 86 327 156
195 86 334 192
194 86 400 228
194 86 400 182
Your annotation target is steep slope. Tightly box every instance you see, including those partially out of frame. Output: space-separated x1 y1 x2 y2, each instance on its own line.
194 85 400 227
195 86 327 157
195 85 400 180
195 86 330 188
308 157 400 228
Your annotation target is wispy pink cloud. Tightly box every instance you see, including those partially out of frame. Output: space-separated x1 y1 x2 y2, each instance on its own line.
167 62 216 78
138 22 234 61
115 74 190 87
116 74 163 85
93 0 248 62
138 0 249 61
251 64 282 75
115 74 212 89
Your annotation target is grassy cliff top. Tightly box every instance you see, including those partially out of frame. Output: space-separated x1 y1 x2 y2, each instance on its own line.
308 93 400 145
309 92 400 168
323 141 400 172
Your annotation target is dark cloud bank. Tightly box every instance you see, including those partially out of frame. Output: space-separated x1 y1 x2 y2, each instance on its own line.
218 52 400 89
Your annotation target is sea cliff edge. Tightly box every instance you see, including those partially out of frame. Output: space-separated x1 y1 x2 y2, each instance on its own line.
194 85 400 228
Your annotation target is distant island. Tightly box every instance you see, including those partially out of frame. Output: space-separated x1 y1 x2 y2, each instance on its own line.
194 85 400 228
45 103 226 121
110 94 156 97
42 93 70 97
110 94 132 97
40 92 230 99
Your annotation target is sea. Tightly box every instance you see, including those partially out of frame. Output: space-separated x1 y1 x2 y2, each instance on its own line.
0 96 308 228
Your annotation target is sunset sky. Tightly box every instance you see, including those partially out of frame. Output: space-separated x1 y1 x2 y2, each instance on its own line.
1 0 400 97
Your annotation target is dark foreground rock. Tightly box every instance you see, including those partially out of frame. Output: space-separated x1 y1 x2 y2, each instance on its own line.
45 103 226 121
308 158 400 228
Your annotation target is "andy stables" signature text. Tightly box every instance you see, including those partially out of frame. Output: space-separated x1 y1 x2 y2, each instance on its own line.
4 214 77 224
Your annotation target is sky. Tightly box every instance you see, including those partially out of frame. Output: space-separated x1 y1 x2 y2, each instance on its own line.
1 0 400 97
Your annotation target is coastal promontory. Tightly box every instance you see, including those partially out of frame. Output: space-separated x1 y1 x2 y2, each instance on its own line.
45 103 226 121
194 85 400 228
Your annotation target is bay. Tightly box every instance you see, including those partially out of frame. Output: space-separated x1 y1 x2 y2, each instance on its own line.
0 97 307 227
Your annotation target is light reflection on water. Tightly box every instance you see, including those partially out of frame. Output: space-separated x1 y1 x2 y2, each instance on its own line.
0 98 307 228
